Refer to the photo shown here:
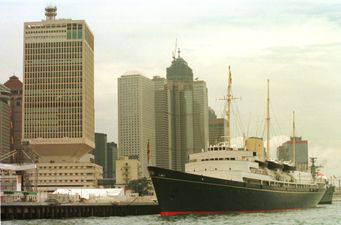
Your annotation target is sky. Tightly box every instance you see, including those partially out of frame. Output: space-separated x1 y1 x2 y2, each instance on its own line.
0 0 341 178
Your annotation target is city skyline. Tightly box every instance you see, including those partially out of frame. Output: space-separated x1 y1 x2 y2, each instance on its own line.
0 0 340 176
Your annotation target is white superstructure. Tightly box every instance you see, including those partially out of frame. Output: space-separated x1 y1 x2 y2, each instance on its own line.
185 67 315 187
185 144 314 185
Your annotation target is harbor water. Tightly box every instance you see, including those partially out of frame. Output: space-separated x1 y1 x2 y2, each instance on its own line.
3 202 341 225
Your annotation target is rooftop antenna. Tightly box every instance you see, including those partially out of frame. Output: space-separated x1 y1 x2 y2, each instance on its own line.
172 38 178 60
45 6 57 20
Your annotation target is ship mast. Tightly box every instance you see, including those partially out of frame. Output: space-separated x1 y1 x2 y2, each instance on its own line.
292 111 296 165
266 79 270 160
220 66 233 147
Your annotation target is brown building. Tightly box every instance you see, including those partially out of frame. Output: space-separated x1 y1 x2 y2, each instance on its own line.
4 75 23 151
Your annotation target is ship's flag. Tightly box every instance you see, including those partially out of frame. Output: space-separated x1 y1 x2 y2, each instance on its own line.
316 171 324 177
147 139 150 165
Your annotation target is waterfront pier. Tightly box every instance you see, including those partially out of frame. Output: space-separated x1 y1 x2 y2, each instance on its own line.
1 203 160 221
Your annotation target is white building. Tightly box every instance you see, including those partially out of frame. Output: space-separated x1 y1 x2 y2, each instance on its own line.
23 6 94 162
118 73 156 177
23 7 101 192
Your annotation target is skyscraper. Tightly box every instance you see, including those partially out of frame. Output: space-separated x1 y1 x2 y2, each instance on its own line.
118 73 155 177
153 76 170 169
118 51 208 173
0 84 11 157
4 76 23 152
107 142 118 178
165 50 211 171
23 6 94 162
193 80 209 152
208 107 225 146
94 133 108 177
23 7 101 192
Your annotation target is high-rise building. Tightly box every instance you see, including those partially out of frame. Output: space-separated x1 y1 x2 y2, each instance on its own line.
107 142 117 179
4 76 23 152
94 133 108 177
209 118 225 146
0 84 11 157
208 107 224 146
93 135 117 179
166 52 194 171
118 73 155 177
277 136 308 171
23 6 94 162
193 80 209 152
23 7 100 191
118 52 208 173
153 76 170 169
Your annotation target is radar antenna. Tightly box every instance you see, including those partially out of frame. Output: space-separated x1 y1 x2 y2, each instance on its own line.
45 6 57 20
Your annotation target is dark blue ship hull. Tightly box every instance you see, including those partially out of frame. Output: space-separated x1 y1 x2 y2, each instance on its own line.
148 166 326 216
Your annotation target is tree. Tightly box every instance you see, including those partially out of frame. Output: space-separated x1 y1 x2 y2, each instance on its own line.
127 177 152 196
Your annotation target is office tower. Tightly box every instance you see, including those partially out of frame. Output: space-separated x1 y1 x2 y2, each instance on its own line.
107 142 117 178
193 80 209 152
118 73 155 177
153 76 170 169
208 108 225 146
23 6 94 163
0 84 11 157
23 7 101 192
166 51 194 171
94 133 108 177
4 76 23 152
208 118 224 146
93 136 118 179
277 136 308 171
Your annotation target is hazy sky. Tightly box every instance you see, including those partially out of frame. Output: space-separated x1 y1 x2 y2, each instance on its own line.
1 0 340 177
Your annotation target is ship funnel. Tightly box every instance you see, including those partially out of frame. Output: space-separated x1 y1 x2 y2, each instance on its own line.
45 6 57 20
